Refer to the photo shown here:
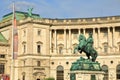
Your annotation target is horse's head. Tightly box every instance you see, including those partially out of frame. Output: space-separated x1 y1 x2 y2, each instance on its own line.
78 34 86 41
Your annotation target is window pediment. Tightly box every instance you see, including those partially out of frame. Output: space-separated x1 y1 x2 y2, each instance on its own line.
36 41 43 44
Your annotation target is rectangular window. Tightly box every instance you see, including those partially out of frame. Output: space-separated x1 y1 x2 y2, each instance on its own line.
119 45 120 52
59 47 63 54
104 45 108 53
37 45 41 53
38 30 41 36
0 55 5 58
37 61 41 66
23 45 26 53
103 32 108 37
23 30 26 37
0 64 4 74
23 61 25 66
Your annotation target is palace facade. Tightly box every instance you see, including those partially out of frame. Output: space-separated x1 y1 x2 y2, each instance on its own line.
0 11 120 80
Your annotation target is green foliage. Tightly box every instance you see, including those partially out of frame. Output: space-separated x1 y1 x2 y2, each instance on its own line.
45 77 55 80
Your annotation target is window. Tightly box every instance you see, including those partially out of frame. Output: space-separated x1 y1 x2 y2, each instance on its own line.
37 61 41 66
22 75 25 80
104 43 108 53
0 64 4 74
23 61 25 66
116 65 120 79
51 44 54 53
119 45 120 52
57 66 64 80
23 30 26 37
22 72 25 80
119 31 120 37
103 32 108 37
59 47 63 54
73 33 78 39
58 33 63 40
37 42 43 54
22 42 26 53
0 55 5 58
102 65 108 80
37 45 41 53
23 44 26 53
38 30 41 36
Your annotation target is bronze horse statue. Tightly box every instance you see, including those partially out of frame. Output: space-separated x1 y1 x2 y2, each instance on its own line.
74 33 98 62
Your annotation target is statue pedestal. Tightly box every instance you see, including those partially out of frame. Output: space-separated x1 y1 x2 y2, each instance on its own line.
69 70 104 80
70 57 104 80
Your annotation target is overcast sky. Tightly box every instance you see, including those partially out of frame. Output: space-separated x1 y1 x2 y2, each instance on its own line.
0 0 120 19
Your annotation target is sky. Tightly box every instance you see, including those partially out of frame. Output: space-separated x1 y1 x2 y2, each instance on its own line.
0 0 120 19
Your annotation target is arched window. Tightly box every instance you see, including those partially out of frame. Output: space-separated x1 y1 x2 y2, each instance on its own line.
22 72 25 80
22 42 26 53
102 65 108 80
116 64 120 79
56 65 64 80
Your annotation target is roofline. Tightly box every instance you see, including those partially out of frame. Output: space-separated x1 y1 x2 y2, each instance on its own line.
3 11 40 18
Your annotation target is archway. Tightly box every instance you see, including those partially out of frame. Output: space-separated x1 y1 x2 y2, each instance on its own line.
116 64 120 79
56 65 64 80
102 65 108 80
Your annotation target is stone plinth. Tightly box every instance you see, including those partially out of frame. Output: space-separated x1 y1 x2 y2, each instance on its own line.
69 71 104 80
70 57 104 80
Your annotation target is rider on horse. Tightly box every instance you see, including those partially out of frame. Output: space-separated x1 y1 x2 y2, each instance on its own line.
74 33 98 62
85 33 94 54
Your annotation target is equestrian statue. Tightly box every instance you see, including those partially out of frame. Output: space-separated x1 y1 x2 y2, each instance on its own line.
73 33 98 62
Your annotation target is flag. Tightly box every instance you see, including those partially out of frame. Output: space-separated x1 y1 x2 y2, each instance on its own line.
12 3 18 59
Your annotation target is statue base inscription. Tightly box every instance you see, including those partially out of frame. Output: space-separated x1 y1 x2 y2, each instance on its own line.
70 57 104 80
69 71 104 80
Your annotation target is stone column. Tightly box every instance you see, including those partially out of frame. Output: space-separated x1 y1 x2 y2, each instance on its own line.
112 27 117 52
64 29 67 53
93 28 96 47
78 29 81 35
112 27 115 46
50 29 52 54
69 29 72 53
54 29 57 53
107 27 111 53
97 28 101 49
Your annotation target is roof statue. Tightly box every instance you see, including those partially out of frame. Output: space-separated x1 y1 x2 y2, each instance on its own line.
27 7 33 17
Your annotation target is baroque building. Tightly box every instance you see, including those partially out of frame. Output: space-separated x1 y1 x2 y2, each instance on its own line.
0 11 120 80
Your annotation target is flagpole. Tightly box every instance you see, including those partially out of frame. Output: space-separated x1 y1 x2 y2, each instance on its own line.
10 2 15 80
